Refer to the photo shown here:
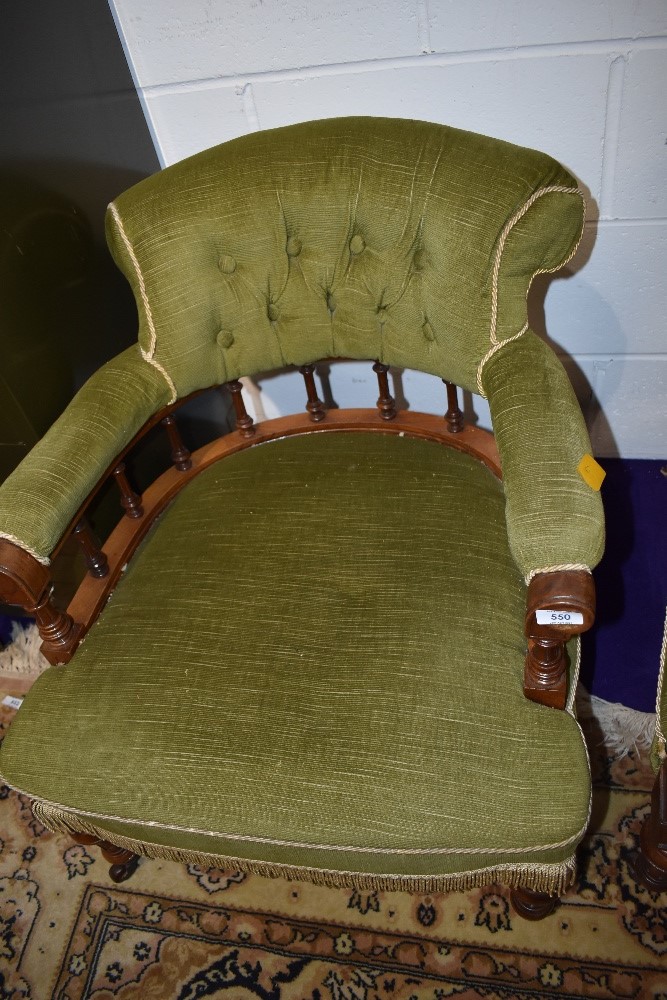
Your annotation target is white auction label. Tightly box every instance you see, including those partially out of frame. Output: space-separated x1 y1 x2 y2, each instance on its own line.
536 610 584 626
2 695 23 710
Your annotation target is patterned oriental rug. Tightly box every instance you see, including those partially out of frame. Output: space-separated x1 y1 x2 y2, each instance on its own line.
1 681 666 999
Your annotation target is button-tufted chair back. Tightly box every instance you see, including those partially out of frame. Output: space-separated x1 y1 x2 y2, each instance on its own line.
106 117 584 403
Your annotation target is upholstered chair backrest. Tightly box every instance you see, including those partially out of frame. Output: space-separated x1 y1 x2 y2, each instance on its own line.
106 117 584 403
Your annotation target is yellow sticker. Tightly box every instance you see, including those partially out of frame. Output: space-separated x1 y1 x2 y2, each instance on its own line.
577 453 606 491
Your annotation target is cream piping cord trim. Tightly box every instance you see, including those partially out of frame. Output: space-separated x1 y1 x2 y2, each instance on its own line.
0 532 50 566
525 564 591 585
566 636 581 716
27 803 579 892
107 202 177 404
476 328 527 394
476 188 592 584
0 771 588 858
477 184 585 396
656 607 667 758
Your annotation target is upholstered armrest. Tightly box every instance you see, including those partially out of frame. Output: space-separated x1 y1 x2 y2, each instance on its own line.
0 346 171 564
482 329 604 583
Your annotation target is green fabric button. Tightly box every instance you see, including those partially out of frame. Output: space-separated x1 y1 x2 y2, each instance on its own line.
267 303 280 322
349 235 365 255
377 307 388 323
326 292 336 313
219 255 236 274
286 236 302 257
413 249 426 271
422 321 435 342
216 329 234 349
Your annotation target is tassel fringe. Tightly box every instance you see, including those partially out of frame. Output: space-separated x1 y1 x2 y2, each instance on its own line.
31 800 576 896
2 625 651 897
0 623 50 677
576 687 656 757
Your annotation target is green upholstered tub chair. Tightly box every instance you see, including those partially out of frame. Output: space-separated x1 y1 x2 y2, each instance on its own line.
0 117 605 921
633 610 667 892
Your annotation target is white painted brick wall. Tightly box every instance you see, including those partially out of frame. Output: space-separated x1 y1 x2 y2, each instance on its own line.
109 0 667 458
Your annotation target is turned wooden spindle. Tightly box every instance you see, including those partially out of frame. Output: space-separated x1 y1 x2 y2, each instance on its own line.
443 380 464 433
299 364 326 422
524 638 568 709
161 414 192 471
73 519 109 578
32 587 81 662
113 462 144 518
373 361 397 421
226 379 256 438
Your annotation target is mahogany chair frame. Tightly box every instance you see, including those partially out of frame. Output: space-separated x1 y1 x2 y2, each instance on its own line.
0 361 596 916
631 762 667 894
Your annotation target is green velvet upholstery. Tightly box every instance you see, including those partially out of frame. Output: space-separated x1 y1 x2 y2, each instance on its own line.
482 331 604 578
105 117 583 400
0 118 606 894
0 118 603 581
0 345 170 561
0 433 590 888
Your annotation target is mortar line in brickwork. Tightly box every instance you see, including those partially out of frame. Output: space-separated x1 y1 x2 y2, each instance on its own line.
107 0 167 169
139 35 667 97
556 352 667 362
237 82 260 131
416 0 433 55
587 217 667 228
599 55 627 220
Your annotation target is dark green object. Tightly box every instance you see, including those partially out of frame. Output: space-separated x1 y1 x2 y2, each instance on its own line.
0 176 92 482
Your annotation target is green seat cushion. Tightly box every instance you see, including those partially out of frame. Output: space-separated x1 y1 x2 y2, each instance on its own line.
0 431 590 888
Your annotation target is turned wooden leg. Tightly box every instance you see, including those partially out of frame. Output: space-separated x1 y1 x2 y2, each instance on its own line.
102 843 141 883
630 762 667 893
72 834 140 883
510 886 559 920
